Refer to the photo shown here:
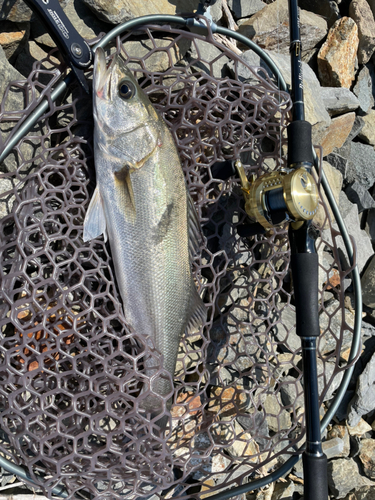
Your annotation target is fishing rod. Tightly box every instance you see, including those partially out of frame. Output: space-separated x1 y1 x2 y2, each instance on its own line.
212 0 328 498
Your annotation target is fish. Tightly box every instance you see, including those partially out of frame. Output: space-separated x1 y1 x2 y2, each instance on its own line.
83 47 206 416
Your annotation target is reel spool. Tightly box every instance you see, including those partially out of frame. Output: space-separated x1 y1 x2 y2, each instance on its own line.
0 18 360 500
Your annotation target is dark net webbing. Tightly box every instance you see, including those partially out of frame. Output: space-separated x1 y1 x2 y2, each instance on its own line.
0 25 357 500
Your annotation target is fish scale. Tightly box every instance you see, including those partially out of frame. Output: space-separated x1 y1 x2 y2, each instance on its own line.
83 48 206 417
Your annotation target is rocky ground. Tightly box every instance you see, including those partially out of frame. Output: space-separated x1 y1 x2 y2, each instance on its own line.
1 0 375 499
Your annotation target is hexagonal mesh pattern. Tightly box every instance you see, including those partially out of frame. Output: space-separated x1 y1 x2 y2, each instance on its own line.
0 22 357 500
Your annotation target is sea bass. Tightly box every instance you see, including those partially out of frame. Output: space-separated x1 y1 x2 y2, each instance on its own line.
83 48 206 413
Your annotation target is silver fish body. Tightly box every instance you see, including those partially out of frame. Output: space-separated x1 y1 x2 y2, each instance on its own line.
84 48 205 412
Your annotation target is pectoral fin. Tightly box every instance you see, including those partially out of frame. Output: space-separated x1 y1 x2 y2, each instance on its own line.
83 186 107 242
115 166 136 222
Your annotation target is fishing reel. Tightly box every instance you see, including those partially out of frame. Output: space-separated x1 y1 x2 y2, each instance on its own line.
235 160 319 233
212 121 319 236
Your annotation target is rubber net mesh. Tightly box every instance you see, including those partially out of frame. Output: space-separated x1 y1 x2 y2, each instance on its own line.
0 23 357 500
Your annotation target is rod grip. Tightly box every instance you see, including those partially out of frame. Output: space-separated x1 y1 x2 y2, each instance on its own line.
291 253 320 337
303 453 328 500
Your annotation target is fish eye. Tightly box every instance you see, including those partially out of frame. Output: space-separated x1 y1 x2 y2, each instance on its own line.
118 80 136 99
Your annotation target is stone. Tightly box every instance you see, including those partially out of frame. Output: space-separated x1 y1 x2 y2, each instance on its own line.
362 255 375 309
31 0 108 47
278 375 304 409
0 44 25 173
343 486 375 500
237 411 270 450
228 49 331 145
323 203 373 274
0 20 29 62
328 458 374 498
365 208 375 243
317 17 359 88
359 438 375 479
347 418 373 435
338 190 357 218
358 110 375 145
328 424 351 456
347 142 375 188
226 420 260 460
345 182 375 212
227 0 266 20
314 160 343 229
15 41 60 79
271 307 300 353
187 38 230 78
82 0 197 24
348 352 375 425
271 481 294 500
298 0 341 28
322 437 345 459
237 0 328 58
320 112 356 156
326 152 349 179
272 353 302 380
319 301 355 355
349 0 375 64
353 65 375 114
316 358 344 401
321 87 360 116
0 0 68 22
263 394 291 432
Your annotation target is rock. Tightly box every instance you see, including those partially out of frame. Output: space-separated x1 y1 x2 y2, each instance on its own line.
328 458 374 498
0 45 25 173
82 0 197 24
326 152 349 179
278 375 304 409
271 307 300 353
317 17 359 88
31 0 108 47
314 160 343 229
0 20 29 62
0 0 68 22
362 255 375 309
263 394 291 432
328 424 351 456
237 0 328 58
298 0 341 28
347 142 375 188
357 110 375 145
320 112 356 156
319 301 355 355
321 87 360 116
228 49 331 145
365 208 375 243
349 0 375 64
353 65 375 114
343 486 375 500
348 418 373 435
324 203 374 274
339 189 357 219
348 352 375 425
359 438 375 479
226 420 260 460
15 41 60 79
237 411 270 450
323 437 346 459
345 181 375 212
271 481 294 500
227 0 266 20
315 358 344 401
187 38 230 78
272 353 302 380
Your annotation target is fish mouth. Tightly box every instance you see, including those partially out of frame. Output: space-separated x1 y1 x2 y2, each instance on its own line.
93 47 118 99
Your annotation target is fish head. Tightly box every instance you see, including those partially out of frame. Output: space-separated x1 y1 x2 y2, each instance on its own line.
93 47 161 169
